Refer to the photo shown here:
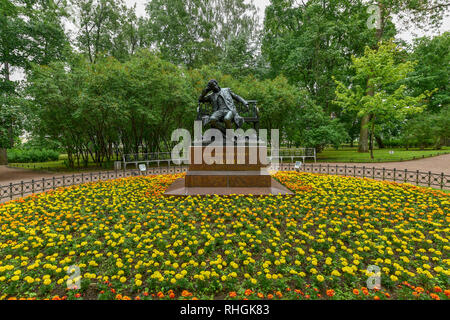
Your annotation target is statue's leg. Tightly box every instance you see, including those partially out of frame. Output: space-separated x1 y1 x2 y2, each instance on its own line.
209 110 227 139
224 111 234 130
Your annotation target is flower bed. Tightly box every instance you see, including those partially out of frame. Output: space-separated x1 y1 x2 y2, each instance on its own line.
0 172 448 300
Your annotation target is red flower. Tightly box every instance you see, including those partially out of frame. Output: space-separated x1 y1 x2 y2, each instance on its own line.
326 289 335 297
229 292 237 298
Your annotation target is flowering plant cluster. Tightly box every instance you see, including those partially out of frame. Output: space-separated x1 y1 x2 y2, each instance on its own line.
0 172 448 300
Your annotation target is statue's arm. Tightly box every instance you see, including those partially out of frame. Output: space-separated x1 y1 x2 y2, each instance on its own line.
230 90 249 109
199 87 212 103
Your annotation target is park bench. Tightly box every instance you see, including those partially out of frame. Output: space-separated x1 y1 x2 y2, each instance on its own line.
197 99 260 131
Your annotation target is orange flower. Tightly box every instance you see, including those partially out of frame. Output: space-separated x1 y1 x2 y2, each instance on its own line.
143 292 149 296
75 293 81 298
415 287 424 293
434 286 442 293
135 296 141 300
267 294 274 299
52 296 61 300
326 289 335 297
374 296 380 300
157 291 164 298
229 292 237 298
444 290 450 297
122 296 131 300
275 291 283 298
182 290 192 297
430 293 440 300
169 292 175 299
244 289 253 296
353 289 360 295
115 294 122 300
192 297 198 300
257 292 264 299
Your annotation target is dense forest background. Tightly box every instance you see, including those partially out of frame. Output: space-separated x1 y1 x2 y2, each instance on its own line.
1 0 449 167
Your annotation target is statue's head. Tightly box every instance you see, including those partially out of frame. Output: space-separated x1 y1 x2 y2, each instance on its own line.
208 79 221 93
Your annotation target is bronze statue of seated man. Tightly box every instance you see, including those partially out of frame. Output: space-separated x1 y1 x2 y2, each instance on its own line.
198 79 249 138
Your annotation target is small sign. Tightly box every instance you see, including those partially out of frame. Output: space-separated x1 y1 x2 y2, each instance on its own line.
138 163 147 172
295 161 302 171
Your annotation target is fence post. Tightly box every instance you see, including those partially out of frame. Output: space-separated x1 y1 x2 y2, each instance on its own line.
82 173 84 184
336 164 338 176
372 167 375 179
382 167 385 181
21 181 24 197
394 168 396 182
42 178 45 192
327 164 330 175
53 176 55 189
404 169 407 183
72 174 75 186
62 175 65 187
416 170 419 186
363 166 365 178
32 179 35 194
90 172 93 182
428 171 431 187
440 173 444 190
354 165 356 177
10 183 13 200
344 164 347 176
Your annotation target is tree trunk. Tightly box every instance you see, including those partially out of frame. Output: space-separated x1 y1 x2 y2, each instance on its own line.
370 120 376 159
358 114 370 153
375 135 385 149
0 148 7 165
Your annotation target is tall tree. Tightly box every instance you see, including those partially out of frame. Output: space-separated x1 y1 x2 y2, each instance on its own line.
334 41 433 159
356 0 449 152
0 0 68 164
407 32 449 113
146 0 259 68
71 0 146 63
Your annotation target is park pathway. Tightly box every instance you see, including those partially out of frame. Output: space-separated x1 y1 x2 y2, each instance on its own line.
318 153 450 176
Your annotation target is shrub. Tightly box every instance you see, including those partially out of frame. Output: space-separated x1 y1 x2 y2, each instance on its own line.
7 148 60 163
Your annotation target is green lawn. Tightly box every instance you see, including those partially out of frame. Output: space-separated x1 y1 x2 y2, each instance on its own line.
316 147 450 163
